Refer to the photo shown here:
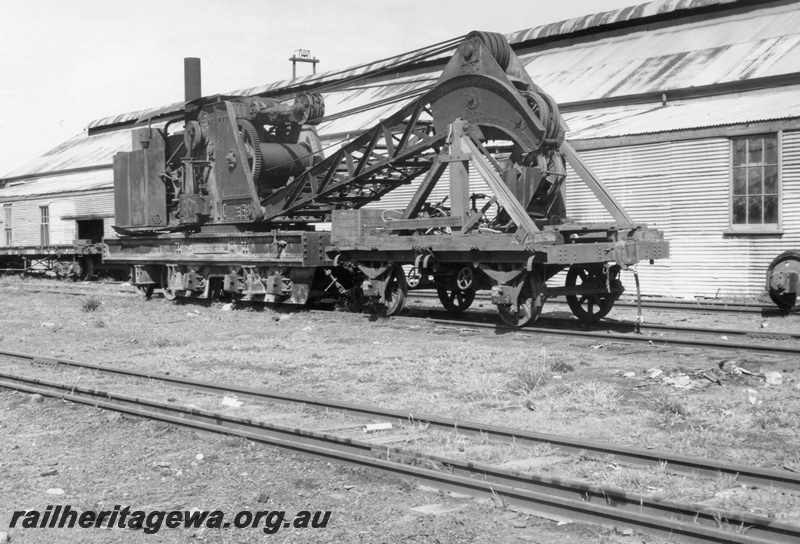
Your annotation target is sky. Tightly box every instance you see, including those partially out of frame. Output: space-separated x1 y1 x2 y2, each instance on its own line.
0 0 648 177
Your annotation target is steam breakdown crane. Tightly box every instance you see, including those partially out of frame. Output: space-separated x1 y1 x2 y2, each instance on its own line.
105 32 668 326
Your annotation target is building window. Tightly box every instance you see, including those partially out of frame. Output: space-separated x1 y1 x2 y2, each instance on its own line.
3 206 11 246
40 205 50 246
731 134 779 228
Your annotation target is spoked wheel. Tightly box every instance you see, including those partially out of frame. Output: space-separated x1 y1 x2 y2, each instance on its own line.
160 266 178 301
497 275 543 328
382 266 408 316
406 266 423 289
767 250 800 312
437 287 476 315
565 265 616 323
136 285 155 299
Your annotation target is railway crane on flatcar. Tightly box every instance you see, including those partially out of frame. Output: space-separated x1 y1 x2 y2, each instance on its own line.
104 31 669 326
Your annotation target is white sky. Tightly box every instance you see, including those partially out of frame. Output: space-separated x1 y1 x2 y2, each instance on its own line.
0 0 646 177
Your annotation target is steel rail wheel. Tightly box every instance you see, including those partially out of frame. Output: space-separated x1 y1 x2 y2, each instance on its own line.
565 265 615 323
767 250 800 312
383 266 408 316
161 266 178 301
437 287 476 315
136 284 155 299
497 275 542 328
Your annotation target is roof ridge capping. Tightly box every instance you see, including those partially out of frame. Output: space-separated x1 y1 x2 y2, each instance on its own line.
87 0 753 134
506 0 739 45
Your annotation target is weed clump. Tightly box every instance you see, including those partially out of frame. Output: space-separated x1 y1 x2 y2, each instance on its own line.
650 392 688 417
82 297 102 312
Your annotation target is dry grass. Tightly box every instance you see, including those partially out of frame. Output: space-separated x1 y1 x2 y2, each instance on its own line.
2 278 800 529
81 296 102 312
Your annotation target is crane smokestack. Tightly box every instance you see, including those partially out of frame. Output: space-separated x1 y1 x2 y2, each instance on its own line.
184 58 201 102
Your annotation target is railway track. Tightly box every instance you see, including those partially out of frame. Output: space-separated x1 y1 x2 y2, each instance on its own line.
410 290 784 316
1 349 798 492
5 281 798 357
1 366 798 543
421 313 800 357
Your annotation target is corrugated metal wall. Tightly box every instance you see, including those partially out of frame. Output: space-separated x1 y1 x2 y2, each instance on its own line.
565 130 800 299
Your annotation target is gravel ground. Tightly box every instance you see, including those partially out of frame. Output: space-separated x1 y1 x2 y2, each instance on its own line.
1 275 799 543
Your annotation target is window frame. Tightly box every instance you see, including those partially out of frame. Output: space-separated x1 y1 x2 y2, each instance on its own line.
728 131 782 233
39 204 50 247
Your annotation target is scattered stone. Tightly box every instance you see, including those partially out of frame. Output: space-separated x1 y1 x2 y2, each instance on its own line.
41 322 55 328
0 531 8 543
747 389 762 405
221 396 243 408
46 488 65 495
720 335 728 341
663 375 692 389
448 492 472 500
257 492 269 503
221 303 234 311
647 369 663 379
363 422 392 433
410 503 465 516
622 371 636 378
719 360 738 373
301 326 313 331
195 453 204 461
764 371 783 386
40 469 58 477
512 520 527 528
30 394 44 404
761 322 769 328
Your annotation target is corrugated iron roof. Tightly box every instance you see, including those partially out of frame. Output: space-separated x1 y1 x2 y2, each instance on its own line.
506 0 735 43
2 130 130 180
0 170 111 199
520 5 800 104
564 86 800 139
8 0 800 191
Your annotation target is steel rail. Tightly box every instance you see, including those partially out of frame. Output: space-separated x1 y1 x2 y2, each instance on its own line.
1 349 798 494
426 318 800 356
415 304 800 341
410 291 779 315
1 373 797 544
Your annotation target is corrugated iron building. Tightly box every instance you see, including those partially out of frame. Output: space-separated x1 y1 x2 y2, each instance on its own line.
2 0 799 298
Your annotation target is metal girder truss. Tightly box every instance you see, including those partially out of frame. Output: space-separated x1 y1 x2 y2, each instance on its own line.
261 98 447 220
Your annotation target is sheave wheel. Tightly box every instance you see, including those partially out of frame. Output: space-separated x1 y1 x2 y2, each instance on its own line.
565 265 615 323
437 288 475 315
383 266 408 316
497 275 542 328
